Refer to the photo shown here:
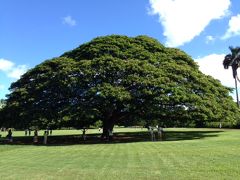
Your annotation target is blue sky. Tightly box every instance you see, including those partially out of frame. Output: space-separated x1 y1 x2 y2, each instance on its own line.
0 0 240 99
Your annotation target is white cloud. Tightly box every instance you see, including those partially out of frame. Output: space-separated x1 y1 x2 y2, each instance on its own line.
63 16 77 27
195 54 234 88
0 58 28 79
222 14 240 39
205 35 215 44
0 59 14 71
8 65 28 79
148 0 231 47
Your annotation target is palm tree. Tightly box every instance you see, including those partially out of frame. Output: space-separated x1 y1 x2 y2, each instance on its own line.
223 46 240 107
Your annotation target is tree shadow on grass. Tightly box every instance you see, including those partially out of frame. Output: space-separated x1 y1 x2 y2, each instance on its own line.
0 130 223 146
164 130 223 141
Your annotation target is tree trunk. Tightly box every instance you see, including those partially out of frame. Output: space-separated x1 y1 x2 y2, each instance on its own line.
101 122 109 140
101 118 115 140
235 77 239 107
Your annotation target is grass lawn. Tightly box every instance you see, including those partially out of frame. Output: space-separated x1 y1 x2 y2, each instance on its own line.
0 128 239 180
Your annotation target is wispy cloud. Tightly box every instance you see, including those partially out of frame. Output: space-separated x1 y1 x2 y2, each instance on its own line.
0 58 28 79
205 35 215 44
62 15 77 27
148 0 231 47
222 14 240 40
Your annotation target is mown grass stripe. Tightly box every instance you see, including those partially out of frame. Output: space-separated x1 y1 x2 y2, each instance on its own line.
0 128 240 179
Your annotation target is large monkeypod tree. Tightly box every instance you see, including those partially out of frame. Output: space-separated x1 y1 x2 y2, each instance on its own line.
1 35 240 137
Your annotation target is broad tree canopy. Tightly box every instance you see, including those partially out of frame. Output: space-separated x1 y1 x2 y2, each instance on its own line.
1 35 239 131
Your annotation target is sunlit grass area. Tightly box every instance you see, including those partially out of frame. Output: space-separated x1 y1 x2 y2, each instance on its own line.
0 128 239 179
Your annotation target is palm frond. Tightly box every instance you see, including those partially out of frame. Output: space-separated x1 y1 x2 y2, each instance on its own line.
223 54 232 69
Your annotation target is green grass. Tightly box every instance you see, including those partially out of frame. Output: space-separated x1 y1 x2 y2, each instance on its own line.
0 128 240 179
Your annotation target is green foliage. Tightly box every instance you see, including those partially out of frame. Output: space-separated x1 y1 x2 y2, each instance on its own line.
0 99 6 126
91 120 103 128
2 35 240 129
0 99 6 110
